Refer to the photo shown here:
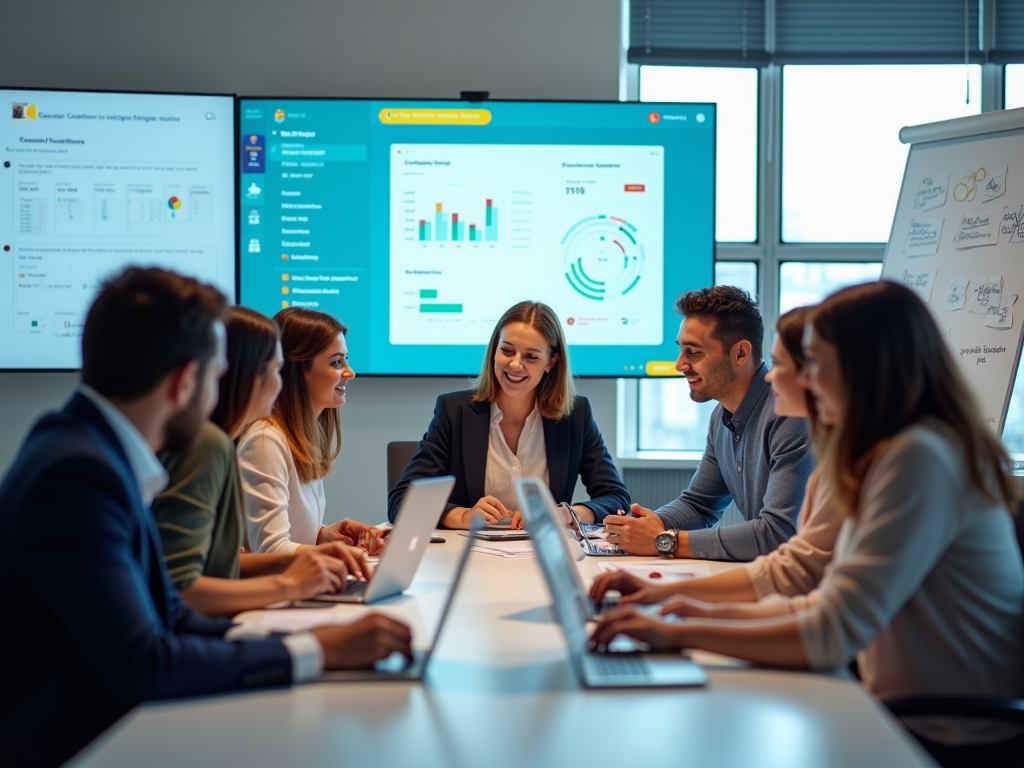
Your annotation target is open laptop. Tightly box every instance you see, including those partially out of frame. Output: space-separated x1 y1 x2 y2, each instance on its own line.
323 518 480 682
515 477 707 689
311 476 455 604
565 503 624 556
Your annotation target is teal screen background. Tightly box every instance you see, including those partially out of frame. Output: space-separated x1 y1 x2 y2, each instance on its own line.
238 99 715 376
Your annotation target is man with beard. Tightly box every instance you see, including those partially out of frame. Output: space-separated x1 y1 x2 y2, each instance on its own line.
0 267 412 768
605 286 813 560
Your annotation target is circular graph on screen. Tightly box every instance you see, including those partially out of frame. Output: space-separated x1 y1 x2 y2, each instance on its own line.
561 215 646 301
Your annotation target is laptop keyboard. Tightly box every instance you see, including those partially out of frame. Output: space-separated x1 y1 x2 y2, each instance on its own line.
341 579 369 596
589 653 646 676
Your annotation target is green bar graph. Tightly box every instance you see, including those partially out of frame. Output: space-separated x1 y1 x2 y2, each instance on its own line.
419 289 438 298
420 304 463 313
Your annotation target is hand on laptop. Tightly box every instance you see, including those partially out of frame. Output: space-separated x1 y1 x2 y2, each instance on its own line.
510 510 524 530
588 569 685 607
601 504 666 556
311 614 414 669
309 541 371 581
588 607 684 654
278 549 354 601
318 519 388 555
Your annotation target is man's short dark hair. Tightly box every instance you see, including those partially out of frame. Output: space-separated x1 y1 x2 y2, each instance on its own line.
675 285 764 364
81 267 228 401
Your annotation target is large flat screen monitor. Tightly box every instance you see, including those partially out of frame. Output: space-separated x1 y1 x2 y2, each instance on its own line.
0 88 236 370
238 99 715 377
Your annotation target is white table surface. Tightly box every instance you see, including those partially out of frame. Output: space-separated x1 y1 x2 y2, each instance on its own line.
72 533 937 768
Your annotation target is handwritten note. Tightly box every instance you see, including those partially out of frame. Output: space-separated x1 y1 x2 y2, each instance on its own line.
981 165 1008 201
984 294 1017 329
944 277 968 311
901 268 937 303
954 209 1000 249
903 217 943 257
1001 204 1024 244
970 276 1004 314
913 174 949 210
954 167 987 203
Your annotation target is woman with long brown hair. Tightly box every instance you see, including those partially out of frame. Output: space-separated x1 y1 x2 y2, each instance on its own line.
155 306 368 616
240 307 383 553
590 305 842 607
591 281 1024 754
388 300 629 529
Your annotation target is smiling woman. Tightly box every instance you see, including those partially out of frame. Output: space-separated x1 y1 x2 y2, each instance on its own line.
388 301 630 530
239 308 384 555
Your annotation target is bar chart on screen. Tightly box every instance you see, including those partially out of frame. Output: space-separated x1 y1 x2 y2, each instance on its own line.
388 143 664 347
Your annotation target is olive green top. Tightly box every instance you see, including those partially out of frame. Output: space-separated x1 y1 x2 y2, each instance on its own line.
155 422 244 590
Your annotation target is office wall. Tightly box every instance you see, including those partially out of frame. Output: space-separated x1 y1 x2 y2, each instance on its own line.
0 0 623 523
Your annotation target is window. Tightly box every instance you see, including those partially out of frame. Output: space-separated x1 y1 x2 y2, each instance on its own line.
1006 64 1024 109
779 262 883 314
782 65 982 243
640 66 759 243
624 58 1010 460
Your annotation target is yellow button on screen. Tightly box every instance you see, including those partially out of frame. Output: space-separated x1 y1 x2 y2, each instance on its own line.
645 361 680 376
379 108 491 126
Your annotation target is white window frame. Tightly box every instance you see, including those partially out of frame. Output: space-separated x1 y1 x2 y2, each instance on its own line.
617 59 1002 465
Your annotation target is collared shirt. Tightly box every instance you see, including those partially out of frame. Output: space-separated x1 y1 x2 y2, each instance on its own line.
79 387 323 682
484 402 549 512
655 363 814 561
78 384 169 506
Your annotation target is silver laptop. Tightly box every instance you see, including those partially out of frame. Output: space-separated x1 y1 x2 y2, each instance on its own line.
515 478 707 689
311 476 455 604
323 518 480 682
565 503 624 557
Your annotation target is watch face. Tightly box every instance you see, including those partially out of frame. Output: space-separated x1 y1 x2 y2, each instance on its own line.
655 531 674 554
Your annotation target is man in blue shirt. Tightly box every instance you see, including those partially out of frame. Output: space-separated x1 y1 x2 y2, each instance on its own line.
605 286 813 561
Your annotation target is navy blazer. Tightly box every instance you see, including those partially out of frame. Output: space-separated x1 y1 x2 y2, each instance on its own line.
388 391 629 524
0 394 293 768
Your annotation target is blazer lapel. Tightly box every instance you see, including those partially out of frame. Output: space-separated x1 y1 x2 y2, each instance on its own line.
543 416 571 500
463 400 490 503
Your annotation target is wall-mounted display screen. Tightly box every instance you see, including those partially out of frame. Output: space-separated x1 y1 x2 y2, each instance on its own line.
238 99 714 376
0 88 236 370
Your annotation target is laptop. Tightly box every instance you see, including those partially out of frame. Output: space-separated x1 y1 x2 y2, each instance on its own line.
311 476 455 604
565 502 624 557
323 518 480 682
515 477 707 689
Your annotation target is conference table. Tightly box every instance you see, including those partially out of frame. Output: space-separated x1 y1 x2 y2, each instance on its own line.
72 533 937 768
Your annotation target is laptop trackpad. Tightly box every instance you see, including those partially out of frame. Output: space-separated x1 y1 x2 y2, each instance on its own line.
644 656 707 686
374 651 414 673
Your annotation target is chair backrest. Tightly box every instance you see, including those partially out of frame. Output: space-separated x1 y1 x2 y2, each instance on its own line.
386 441 420 496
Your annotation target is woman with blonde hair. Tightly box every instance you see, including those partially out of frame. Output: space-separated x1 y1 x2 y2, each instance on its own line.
240 307 383 554
388 300 629 529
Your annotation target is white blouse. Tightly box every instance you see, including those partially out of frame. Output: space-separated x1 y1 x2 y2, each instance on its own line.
484 402 549 513
238 421 326 554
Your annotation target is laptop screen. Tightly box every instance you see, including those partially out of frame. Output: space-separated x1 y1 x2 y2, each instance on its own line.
515 479 592 673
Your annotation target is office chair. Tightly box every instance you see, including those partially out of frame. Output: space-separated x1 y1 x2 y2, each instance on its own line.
386 441 419 496
882 499 1024 766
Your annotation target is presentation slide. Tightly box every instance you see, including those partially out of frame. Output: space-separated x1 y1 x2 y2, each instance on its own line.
238 100 714 376
0 89 235 369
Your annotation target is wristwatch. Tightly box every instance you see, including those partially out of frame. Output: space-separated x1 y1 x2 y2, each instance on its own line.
654 529 678 558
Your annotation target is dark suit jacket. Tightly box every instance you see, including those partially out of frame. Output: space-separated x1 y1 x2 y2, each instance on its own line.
0 394 293 768
388 391 629 524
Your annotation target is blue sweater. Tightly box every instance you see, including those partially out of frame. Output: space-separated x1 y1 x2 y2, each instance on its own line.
656 364 814 561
